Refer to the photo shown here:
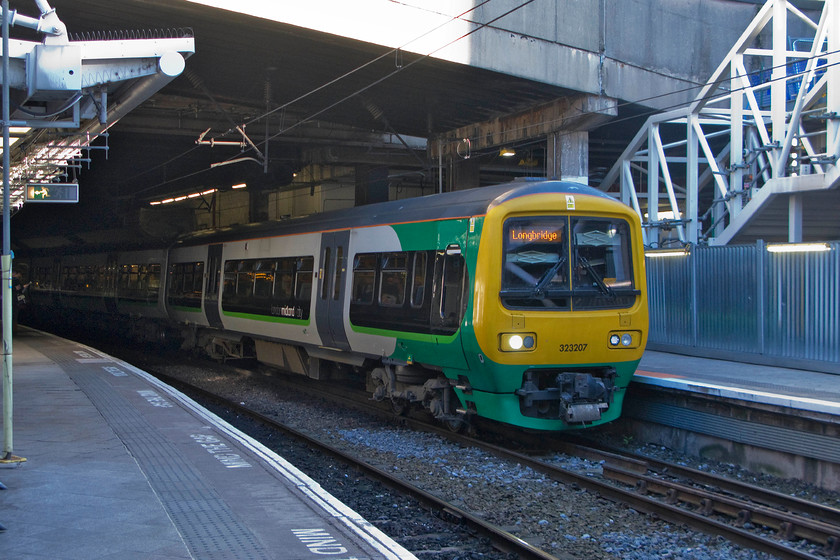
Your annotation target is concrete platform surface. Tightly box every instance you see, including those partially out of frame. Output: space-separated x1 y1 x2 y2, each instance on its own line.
0 329 416 560
636 350 840 416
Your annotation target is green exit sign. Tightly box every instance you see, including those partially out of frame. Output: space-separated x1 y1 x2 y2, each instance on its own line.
25 183 79 203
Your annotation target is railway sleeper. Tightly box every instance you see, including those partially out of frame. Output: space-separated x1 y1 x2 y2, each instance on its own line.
605 464 840 547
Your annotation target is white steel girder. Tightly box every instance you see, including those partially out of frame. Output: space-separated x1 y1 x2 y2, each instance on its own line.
599 0 839 248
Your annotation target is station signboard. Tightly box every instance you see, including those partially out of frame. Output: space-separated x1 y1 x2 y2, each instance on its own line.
25 183 79 203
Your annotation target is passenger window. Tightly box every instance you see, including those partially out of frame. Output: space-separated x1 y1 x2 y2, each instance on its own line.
127 264 140 293
96 266 107 291
410 252 427 308
275 259 295 300
191 262 204 295
254 260 275 298
237 260 255 297
223 261 237 297
147 264 161 294
352 254 377 304
295 257 314 301
118 265 130 291
379 252 407 307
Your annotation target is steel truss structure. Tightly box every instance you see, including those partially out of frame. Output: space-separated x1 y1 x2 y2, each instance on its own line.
600 0 839 247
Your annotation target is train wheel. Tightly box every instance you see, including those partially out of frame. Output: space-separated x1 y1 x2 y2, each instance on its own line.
390 397 409 416
445 416 466 433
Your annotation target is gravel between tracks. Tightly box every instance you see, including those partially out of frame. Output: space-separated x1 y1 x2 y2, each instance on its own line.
134 354 839 560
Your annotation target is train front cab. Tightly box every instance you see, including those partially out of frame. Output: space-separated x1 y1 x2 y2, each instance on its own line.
466 185 648 431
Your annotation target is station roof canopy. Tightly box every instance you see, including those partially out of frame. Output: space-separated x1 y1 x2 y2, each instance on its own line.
4 0 596 217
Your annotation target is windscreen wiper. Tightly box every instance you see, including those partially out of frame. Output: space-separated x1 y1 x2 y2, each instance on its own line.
576 253 615 298
532 256 566 297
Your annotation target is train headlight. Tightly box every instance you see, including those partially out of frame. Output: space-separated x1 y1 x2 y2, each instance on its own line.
500 333 536 352
608 331 641 349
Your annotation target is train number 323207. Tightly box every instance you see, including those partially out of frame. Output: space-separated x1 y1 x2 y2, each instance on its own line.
558 343 587 352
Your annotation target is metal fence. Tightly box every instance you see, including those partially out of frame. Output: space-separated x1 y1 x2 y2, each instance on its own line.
645 241 840 374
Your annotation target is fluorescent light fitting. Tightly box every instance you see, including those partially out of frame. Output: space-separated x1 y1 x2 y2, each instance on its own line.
499 147 516 157
231 183 247 189
646 248 689 258
766 242 831 253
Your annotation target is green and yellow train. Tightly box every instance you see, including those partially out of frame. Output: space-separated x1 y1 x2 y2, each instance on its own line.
28 179 648 431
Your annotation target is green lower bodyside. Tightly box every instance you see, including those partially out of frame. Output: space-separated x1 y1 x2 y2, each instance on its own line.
222 310 310 326
170 305 202 313
354 325 469 370
449 358 641 431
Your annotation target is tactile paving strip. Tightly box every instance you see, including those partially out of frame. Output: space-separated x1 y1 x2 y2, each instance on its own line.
41 344 272 560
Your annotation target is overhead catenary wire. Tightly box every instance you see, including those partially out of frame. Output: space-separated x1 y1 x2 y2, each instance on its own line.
137 45 840 210
216 3 838 168
127 1 836 197
258 0 539 146
175 0 542 172
235 0 499 132
121 0 501 193
135 49 840 200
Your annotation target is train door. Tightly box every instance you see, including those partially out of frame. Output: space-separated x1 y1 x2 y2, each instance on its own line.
204 244 223 329
316 231 350 350
431 244 468 335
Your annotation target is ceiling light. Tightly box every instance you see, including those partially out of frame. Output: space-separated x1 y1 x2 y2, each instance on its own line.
646 248 690 258
499 147 516 157
232 183 247 189
766 242 831 253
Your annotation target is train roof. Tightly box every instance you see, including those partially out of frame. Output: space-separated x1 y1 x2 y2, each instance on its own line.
174 179 620 247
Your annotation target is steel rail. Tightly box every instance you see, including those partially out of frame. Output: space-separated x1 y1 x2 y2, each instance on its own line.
442 435 828 560
142 363 834 560
157 372 561 560
560 437 840 528
603 464 840 555
270 374 840 560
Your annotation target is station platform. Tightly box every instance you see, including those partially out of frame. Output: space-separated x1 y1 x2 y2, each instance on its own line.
635 350 840 416
0 328 416 560
629 350 840 489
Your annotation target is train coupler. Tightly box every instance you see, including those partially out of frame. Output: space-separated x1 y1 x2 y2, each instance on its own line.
515 368 615 423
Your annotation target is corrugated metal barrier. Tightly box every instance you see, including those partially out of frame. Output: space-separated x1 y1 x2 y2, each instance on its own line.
645 241 840 374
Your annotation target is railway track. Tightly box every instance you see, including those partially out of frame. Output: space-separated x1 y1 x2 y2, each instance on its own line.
262 373 840 560
128 351 839 560
563 439 840 555
155 370 558 560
